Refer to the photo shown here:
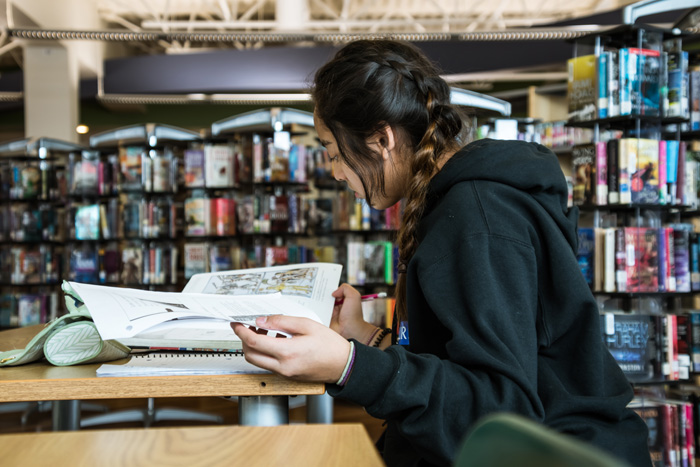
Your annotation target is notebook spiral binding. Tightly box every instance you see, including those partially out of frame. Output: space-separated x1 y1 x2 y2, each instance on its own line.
134 350 245 358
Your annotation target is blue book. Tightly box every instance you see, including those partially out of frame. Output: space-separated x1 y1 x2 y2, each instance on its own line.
691 232 700 291
577 228 595 288
601 312 661 382
667 50 689 118
619 48 631 115
597 52 609 118
666 140 680 202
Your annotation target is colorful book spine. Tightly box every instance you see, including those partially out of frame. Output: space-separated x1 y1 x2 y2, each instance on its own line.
595 142 607 205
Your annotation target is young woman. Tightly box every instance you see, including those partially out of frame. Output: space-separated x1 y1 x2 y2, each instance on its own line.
232 40 652 467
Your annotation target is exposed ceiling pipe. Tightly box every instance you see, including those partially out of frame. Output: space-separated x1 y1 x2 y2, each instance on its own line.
7 26 611 43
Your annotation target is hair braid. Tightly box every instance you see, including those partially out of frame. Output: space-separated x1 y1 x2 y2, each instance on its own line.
394 90 448 322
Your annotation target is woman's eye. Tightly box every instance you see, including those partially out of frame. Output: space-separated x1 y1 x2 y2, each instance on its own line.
329 155 339 163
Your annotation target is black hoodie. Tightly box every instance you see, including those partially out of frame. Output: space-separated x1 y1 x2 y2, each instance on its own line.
328 138 652 467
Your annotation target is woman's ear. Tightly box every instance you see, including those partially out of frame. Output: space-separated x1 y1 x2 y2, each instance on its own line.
368 124 397 160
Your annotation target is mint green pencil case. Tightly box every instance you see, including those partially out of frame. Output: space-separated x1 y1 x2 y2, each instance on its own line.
0 283 130 367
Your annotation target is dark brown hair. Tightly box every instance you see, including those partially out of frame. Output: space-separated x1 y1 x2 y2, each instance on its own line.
312 40 466 322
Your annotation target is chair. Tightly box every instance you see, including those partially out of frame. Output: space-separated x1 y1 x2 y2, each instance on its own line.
454 413 631 467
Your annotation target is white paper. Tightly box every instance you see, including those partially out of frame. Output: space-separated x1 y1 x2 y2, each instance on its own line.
68 282 324 341
182 262 343 326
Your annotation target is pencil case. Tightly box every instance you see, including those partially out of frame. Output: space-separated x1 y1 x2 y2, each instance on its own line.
0 287 130 367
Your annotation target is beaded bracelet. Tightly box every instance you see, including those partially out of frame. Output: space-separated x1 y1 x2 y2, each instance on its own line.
371 328 391 348
365 327 381 346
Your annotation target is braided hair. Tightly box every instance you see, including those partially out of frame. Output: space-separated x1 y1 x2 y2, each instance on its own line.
312 40 467 322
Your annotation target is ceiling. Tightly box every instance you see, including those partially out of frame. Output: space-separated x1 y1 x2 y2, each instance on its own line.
0 0 697 142
2 0 644 71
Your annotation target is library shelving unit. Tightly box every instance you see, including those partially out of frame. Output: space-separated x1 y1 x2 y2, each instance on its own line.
566 22 700 464
180 107 322 280
0 137 84 329
88 123 202 291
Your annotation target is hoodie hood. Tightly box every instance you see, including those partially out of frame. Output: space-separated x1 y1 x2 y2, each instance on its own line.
427 138 579 252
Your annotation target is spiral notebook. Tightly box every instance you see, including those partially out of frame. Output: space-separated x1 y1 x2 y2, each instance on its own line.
96 351 271 377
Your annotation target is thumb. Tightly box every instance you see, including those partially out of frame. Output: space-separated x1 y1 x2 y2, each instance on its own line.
258 315 318 336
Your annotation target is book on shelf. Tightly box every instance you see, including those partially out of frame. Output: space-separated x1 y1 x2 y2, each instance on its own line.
213 197 236 236
17 294 46 327
119 146 144 191
669 224 693 293
665 41 689 119
70 156 99 194
70 246 99 283
236 196 255 234
184 243 208 279
205 144 236 188
98 243 120 284
690 71 700 131
209 244 239 272
596 52 609 119
184 196 210 236
269 195 288 233
184 148 206 188
121 247 143 285
576 227 594 288
572 144 596 206
631 402 665 466
0 295 17 328
235 139 253 184
65 262 342 351
606 139 620 204
567 54 597 122
601 312 663 382
624 227 659 293
659 140 668 204
681 145 698 208
666 140 680 204
74 204 101 240
264 246 289 267
151 150 175 192
11 165 42 199
606 48 620 118
619 47 662 117
629 138 659 205
691 232 700 292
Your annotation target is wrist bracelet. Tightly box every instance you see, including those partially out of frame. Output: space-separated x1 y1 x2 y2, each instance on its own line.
371 328 391 348
365 327 381 346
336 341 356 386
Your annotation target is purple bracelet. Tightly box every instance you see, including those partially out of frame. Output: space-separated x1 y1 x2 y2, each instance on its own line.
336 341 356 386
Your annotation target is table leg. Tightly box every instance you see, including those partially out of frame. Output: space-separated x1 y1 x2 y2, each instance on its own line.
52 400 80 431
307 392 333 424
238 396 289 426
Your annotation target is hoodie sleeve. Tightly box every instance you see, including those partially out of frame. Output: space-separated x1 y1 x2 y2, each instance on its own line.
328 229 545 465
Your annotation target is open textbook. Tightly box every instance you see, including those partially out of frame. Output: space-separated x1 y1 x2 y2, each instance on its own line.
66 262 343 350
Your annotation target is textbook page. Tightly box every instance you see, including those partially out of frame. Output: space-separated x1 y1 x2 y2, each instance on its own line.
68 281 322 341
182 262 343 326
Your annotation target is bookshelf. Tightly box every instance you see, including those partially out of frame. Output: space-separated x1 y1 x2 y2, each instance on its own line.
0 137 80 329
88 123 202 291
566 22 700 464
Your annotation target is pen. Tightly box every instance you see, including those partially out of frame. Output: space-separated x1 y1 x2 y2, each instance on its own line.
335 292 387 306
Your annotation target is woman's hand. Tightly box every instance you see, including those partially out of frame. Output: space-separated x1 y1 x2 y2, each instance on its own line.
231 316 351 383
331 283 379 344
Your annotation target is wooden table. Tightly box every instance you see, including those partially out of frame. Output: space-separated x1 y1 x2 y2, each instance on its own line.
0 423 385 467
0 325 325 429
